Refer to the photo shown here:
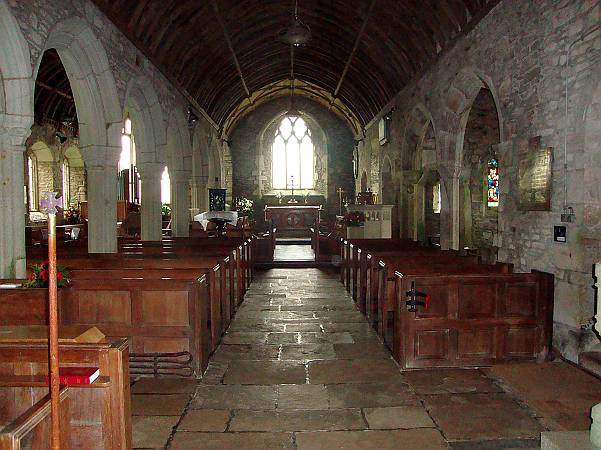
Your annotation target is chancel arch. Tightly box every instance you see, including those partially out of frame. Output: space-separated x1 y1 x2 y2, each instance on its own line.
38 16 122 253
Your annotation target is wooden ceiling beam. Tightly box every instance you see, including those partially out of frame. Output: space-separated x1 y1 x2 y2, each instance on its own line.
210 0 251 99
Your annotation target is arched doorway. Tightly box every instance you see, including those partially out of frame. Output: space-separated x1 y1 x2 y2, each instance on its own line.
460 87 501 260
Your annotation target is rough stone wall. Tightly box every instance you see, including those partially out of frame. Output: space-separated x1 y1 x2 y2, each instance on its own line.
69 166 86 204
229 97 355 218
36 162 53 204
360 0 601 361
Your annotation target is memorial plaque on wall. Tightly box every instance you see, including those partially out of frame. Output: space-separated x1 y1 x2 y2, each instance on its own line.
518 136 553 211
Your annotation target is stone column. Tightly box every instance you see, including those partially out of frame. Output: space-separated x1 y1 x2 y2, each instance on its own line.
86 161 118 253
190 176 208 218
0 142 27 277
171 170 190 237
138 163 163 241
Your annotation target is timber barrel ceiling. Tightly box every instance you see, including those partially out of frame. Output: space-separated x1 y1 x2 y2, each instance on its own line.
91 0 499 131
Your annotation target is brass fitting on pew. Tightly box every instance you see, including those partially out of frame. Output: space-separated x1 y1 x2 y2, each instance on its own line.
405 281 430 312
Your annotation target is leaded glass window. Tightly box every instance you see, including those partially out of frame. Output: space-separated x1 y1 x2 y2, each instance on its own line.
272 116 314 189
487 158 499 207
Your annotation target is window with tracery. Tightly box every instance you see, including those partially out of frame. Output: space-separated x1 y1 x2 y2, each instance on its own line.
487 158 499 207
272 116 314 189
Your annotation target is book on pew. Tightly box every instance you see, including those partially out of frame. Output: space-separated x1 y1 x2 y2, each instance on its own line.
44 367 100 385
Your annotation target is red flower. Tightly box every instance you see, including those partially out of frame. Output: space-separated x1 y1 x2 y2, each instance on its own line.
42 259 49 269
57 272 63 281
29 273 35 281
40 270 49 282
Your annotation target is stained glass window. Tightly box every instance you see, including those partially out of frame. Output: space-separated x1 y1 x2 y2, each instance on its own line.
272 116 314 189
487 158 499 207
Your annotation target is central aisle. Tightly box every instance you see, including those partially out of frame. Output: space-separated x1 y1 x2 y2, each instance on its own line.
132 268 547 450
170 268 449 449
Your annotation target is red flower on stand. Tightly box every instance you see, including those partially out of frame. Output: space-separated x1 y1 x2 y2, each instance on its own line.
25 260 70 288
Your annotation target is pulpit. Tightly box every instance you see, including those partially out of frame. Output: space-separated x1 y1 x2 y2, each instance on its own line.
345 204 393 239
265 205 321 238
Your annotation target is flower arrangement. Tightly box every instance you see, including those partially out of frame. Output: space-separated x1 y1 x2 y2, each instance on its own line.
343 211 365 226
25 260 71 288
235 197 254 218
65 205 81 224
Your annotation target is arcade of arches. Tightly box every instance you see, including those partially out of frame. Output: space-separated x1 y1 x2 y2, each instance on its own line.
1 0 600 448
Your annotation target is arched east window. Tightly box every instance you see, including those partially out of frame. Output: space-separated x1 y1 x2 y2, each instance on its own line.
272 116 314 189
487 158 499 207
119 116 141 204
161 166 171 204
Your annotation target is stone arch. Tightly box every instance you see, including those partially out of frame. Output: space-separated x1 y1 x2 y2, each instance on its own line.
39 16 121 253
123 75 166 241
39 17 122 163
448 68 504 168
124 75 167 166
0 0 34 277
401 104 439 241
0 0 33 141
448 69 503 256
166 108 192 236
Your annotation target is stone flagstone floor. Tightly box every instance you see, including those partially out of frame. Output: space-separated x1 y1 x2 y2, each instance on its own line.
131 268 600 450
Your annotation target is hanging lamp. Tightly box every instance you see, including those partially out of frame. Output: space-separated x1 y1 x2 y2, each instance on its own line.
281 0 311 47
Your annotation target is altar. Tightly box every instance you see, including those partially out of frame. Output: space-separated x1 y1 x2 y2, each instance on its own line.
265 205 321 238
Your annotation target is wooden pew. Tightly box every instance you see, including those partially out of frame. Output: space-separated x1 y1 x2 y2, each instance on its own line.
59 277 212 376
0 331 130 449
375 257 512 346
393 269 554 369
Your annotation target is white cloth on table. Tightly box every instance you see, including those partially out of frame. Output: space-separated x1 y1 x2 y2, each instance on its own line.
193 211 238 229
